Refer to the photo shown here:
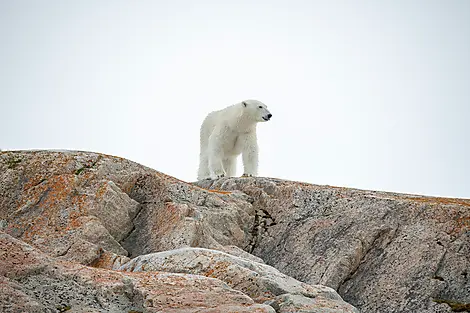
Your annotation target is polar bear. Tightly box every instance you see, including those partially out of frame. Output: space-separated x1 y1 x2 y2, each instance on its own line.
197 100 272 180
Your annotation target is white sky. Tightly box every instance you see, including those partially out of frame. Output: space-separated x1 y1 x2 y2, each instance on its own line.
1 1 469 198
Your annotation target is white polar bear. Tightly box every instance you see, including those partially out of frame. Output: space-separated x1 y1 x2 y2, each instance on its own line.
197 100 272 180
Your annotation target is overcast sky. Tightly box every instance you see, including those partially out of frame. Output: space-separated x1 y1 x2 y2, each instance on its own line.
1 1 469 198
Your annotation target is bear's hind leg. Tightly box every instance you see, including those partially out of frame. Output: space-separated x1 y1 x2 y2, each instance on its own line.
197 153 210 180
208 147 225 179
223 157 237 177
208 128 227 179
209 154 225 179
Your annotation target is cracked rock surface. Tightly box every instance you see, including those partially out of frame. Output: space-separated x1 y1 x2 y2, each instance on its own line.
1 151 356 312
196 177 470 313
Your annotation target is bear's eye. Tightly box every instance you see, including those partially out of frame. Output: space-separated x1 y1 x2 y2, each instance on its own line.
258 106 263 109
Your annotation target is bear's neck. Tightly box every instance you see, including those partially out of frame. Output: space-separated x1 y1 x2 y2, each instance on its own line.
232 113 257 132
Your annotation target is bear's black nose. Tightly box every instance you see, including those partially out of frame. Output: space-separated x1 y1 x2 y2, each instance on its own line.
267 114 272 119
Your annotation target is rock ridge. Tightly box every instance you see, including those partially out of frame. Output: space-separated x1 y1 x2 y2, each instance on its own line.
1 150 469 312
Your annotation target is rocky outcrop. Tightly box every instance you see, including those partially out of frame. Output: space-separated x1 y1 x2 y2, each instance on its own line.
1 150 468 312
0 151 356 312
0 150 255 267
196 178 470 313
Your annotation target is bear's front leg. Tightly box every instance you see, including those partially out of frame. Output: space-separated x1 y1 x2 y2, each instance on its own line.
242 133 259 177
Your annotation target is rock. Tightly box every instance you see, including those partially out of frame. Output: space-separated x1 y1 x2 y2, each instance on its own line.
220 244 265 264
0 150 255 265
120 247 357 312
7 150 467 312
1 151 359 312
196 177 470 313
121 173 255 257
56 238 130 269
273 293 355 313
0 231 275 312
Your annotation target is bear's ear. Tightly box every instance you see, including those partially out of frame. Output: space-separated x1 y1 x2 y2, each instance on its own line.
242 101 247 107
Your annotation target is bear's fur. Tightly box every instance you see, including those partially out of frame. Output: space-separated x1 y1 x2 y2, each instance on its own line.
198 100 272 180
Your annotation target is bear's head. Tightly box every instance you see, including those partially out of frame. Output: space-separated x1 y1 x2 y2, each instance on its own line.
242 100 272 123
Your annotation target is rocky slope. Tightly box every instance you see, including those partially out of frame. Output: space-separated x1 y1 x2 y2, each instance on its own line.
0 151 357 313
0 150 468 312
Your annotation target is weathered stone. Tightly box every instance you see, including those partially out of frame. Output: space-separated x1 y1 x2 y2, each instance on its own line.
119 247 357 312
273 293 357 313
6 150 466 312
0 276 44 313
56 238 130 269
197 177 470 313
221 244 265 264
0 232 275 312
121 173 255 257
0 151 292 311
0 150 255 264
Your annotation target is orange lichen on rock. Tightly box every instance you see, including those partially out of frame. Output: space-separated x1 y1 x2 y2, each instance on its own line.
402 195 470 207
450 215 470 237
206 189 232 194
203 260 231 279
95 182 109 200
152 202 185 235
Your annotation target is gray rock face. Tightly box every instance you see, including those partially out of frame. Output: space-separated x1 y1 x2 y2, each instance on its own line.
120 247 358 312
196 177 470 313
